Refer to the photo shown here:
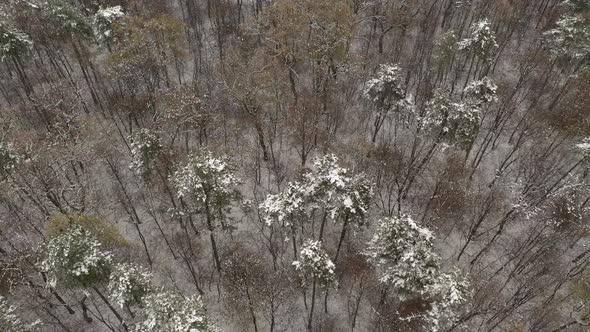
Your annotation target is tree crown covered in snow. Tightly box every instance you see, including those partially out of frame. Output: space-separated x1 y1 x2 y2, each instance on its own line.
129 128 162 179
38 224 112 288
0 21 32 60
464 77 498 105
433 30 458 65
132 291 216 332
365 215 471 330
577 137 590 155
172 150 240 216
0 140 22 179
306 154 373 222
441 101 481 148
293 239 337 288
40 0 92 38
107 263 153 308
93 6 125 44
563 0 590 13
0 296 39 332
544 14 590 64
260 181 306 227
423 270 471 331
365 215 440 295
260 154 372 227
459 18 498 61
421 90 482 149
363 64 414 115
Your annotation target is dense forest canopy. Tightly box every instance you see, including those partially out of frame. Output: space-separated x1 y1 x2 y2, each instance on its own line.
1 0 590 331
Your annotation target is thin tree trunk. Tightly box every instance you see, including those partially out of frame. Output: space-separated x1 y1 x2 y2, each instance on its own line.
92 286 128 331
245 287 259 332
307 279 317 331
205 195 222 273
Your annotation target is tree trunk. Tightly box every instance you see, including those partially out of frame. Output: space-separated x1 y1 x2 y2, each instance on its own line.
245 287 259 332
205 195 222 273
92 286 128 331
334 215 350 263
307 279 317 331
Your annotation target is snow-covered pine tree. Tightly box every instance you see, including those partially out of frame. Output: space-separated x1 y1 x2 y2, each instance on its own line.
577 137 590 154
365 215 441 295
172 150 241 272
0 140 22 179
132 290 216 332
93 5 125 46
459 18 498 62
564 0 590 13
420 77 497 151
293 239 337 288
421 90 481 150
433 30 458 67
293 239 336 330
464 77 498 106
544 13 590 69
39 0 92 39
37 222 129 327
443 102 482 150
306 154 373 258
128 128 162 179
260 180 307 228
261 154 372 259
107 263 153 309
0 21 32 61
365 215 471 330
0 296 40 332
38 224 112 289
422 269 471 331
363 64 414 143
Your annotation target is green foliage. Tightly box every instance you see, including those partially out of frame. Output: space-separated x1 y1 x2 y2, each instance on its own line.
0 22 32 60
0 296 39 332
261 154 373 228
107 263 153 308
464 77 498 106
38 224 112 288
365 215 471 331
40 0 92 39
93 5 125 45
565 0 590 13
459 18 498 62
544 14 590 66
293 240 337 288
132 291 216 332
433 30 458 66
441 102 481 149
421 87 488 150
0 140 22 179
306 154 373 224
365 215 441 295
172 150 241 219
129 128 162 179
363 64 413 116
423 270 472 332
